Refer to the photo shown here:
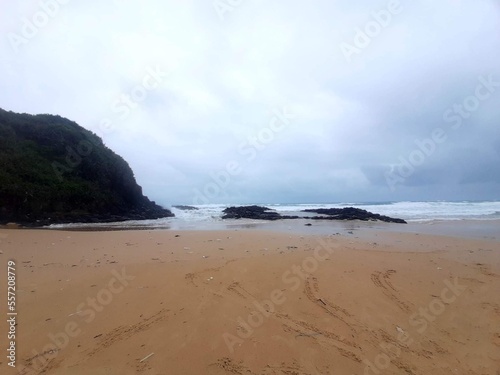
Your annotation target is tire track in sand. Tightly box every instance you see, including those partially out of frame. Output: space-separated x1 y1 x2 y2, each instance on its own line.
304 276 352 324
371 270 411 312
85 308 170 358
185 259 239 287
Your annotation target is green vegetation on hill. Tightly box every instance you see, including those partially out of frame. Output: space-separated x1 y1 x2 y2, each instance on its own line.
0 108 173 225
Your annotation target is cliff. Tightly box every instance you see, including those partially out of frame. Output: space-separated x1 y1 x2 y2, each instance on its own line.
0 108 173 226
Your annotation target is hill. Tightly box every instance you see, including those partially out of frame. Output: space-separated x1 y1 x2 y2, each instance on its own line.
0 108 173 226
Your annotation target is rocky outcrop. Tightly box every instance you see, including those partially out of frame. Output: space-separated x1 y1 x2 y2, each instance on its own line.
173 205 199 211
0 108 173 226
303 207 407 223
222 206 299 220
221 205 406 223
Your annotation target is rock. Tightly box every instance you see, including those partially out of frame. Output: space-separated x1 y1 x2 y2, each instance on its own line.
173 205 199 211
221 206 299 221
222 205 280 220
303 207 406 224
221 205 404 223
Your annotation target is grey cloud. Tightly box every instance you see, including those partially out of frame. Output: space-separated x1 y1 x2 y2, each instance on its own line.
1 0 499 204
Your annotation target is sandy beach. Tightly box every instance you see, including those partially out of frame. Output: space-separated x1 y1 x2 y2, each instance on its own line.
0 225 499 374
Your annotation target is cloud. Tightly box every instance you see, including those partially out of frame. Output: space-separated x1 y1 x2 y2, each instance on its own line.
1 0 499 204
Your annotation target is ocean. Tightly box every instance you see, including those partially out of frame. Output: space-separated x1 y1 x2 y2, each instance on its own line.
48 201 500 231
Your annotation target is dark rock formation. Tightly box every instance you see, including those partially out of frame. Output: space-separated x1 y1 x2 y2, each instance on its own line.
0 108 173 226
303 207 406 224
221 206 406 223
222 205 299 220
173 205 199 211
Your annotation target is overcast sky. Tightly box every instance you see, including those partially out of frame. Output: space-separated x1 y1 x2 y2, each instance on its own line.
1 0 499 205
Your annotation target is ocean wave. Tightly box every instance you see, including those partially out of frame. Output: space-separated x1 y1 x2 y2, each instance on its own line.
46 201 500 229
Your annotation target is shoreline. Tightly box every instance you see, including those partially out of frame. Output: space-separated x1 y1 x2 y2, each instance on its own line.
6 217 498 241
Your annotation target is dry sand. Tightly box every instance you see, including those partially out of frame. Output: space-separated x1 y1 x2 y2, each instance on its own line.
0 227 499 374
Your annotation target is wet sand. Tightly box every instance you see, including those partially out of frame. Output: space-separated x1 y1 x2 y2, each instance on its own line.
0 226 499 374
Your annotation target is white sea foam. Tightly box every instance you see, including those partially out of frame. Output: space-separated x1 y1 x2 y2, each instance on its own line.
174 201 500 223
48 201 500 229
